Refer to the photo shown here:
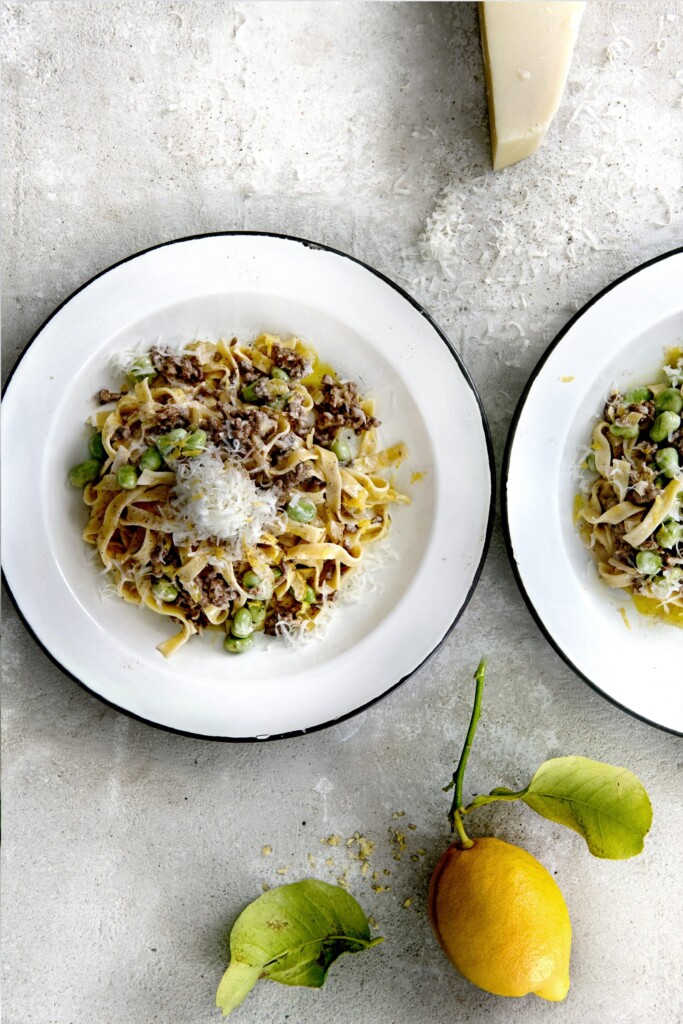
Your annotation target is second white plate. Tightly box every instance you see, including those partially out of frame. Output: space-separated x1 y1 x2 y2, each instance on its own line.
503 248 683 735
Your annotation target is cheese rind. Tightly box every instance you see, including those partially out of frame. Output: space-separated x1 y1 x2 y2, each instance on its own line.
479 1 585 171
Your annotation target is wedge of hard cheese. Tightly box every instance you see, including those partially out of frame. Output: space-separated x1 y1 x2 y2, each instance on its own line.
479 1 585 171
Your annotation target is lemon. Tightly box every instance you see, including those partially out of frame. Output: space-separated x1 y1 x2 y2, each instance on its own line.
428 836 571 1001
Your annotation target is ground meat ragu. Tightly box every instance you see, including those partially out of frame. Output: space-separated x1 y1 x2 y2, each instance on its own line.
285 393 310 437
313 375 379 444
98 388 122 404
264 604 298 637
150 346 203 384
269 432 300 463
218 405 278 449
626 482 660 506
318 560 336 585
236 359 264 386
153 404 192 431
631 399 656 430
673 426 683 459
173 588 209 628
270 343 311 381
197 566 236 608
274 458 315 499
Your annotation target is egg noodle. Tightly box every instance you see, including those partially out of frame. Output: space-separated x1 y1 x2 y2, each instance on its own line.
576 351 683 625
74 334 409 656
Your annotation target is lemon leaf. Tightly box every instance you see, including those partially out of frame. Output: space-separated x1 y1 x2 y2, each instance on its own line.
215 879 382 1016
521 756 653 859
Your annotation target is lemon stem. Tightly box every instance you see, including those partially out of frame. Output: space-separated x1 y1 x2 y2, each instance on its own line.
452 808 473 848
448 658 487 845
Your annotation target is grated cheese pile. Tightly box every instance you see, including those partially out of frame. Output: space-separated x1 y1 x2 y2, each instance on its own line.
394 6 682 397
169 451 279 550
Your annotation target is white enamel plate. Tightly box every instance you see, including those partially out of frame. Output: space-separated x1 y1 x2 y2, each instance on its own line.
503 249 683 735
2 233 494 739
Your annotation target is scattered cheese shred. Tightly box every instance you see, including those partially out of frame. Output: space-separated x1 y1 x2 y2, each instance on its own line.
169 451 278 550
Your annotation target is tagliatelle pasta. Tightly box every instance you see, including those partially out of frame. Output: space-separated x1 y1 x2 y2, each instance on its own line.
71 334 409 656
576 350 683 625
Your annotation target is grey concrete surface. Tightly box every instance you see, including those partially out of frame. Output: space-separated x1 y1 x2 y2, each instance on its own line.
2 2 682 1023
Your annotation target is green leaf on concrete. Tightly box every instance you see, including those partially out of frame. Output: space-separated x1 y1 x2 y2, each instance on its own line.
216 879 382 1016
521 756 653 859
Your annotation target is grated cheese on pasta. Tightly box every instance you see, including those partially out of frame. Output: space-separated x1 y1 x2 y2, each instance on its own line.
170 451 278 550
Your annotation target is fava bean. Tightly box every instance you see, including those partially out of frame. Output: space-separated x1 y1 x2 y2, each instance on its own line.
242 570 262 591
117 465 138 489
655 447 680 479
248 601 266 626
622 387 652 404
654 388 683 414
139 446 163 471
330 437 352 463
151 579 178 602
271 367 290 381
286 497 316 523
655 520 683 550
242 569 273 600
183 429 207 454
88 432 105 461
224 635 254 654
609 423 640 439
157 429 188 454
635 550 662 575
232 607 255 638
68 460 101 488
650 411 681 442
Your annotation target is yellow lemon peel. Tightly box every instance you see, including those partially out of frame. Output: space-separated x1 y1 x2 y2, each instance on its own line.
429 837 571 1001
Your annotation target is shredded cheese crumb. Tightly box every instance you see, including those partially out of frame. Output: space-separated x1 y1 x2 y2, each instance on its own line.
169 451 278 550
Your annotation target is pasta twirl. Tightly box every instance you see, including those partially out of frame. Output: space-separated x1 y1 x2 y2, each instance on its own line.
576 350 683 625
71 334 409 656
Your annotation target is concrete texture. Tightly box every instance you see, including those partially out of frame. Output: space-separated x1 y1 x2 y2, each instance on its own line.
2 2 682 1022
